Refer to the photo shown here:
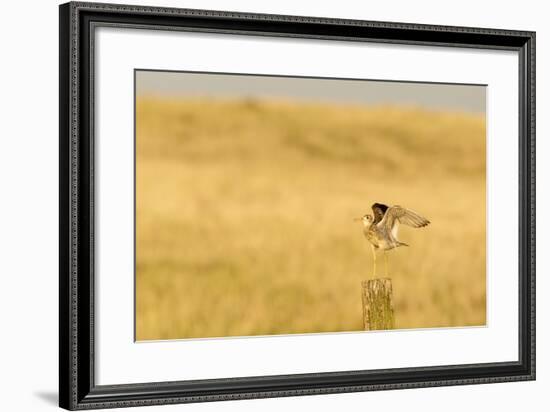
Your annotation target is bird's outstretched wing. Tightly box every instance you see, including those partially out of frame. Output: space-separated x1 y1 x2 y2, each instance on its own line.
382 206 430 235
371 203 389 224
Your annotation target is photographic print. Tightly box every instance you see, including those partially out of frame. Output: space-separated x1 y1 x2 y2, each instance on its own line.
60 5 535 408
135 70 486 341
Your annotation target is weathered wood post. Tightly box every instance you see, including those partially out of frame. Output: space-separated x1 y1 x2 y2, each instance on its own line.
361 278 395 330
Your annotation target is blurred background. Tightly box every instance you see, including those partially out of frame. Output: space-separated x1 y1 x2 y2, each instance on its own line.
135 71 486 340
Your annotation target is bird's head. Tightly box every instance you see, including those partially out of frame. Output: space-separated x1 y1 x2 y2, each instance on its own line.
354 214 373 226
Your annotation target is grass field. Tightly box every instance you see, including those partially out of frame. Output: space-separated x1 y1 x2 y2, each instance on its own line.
135 96 486 341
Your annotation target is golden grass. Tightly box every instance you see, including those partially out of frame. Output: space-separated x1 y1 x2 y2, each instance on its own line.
135 96 486 340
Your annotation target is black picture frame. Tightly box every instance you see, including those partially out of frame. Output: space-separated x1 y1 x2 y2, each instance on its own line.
59 2 536 410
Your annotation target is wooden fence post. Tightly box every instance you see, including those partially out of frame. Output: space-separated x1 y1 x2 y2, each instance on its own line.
361 278 395 331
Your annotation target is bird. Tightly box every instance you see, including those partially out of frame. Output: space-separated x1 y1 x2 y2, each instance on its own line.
355 203 430 278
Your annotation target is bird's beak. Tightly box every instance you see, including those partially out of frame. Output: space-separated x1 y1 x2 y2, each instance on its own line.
353 217 362 221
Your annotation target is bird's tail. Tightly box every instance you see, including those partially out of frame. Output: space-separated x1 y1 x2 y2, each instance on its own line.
398 241 409 247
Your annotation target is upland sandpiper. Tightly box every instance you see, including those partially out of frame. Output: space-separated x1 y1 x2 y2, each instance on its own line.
356 203 430 277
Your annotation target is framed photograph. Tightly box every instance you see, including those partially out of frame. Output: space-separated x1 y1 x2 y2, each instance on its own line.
59 2 535 410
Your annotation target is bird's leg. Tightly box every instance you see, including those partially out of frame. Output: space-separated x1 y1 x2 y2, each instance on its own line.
371 244 377 278
384 250 388 278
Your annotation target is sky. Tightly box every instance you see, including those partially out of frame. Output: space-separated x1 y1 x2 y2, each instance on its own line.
136 70 486 114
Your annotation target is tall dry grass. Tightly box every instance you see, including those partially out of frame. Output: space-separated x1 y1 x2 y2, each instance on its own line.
136 96 486 340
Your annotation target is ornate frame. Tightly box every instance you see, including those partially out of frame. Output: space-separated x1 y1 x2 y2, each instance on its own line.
59 2 535 409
